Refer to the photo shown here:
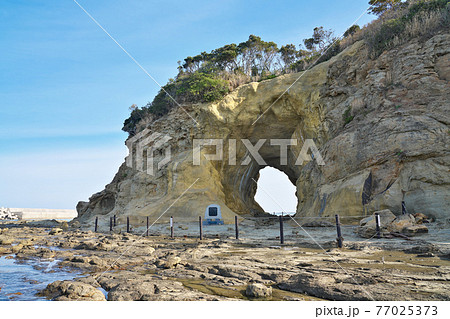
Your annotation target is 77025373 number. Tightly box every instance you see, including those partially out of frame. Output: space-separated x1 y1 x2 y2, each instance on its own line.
376 305 437 316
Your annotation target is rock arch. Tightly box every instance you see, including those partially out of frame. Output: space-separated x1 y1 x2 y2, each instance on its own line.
76 36 450 224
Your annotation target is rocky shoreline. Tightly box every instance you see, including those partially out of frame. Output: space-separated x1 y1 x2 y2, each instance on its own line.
1 219 449 301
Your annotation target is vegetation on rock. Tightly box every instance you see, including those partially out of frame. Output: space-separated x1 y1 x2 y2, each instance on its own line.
123 0 449 135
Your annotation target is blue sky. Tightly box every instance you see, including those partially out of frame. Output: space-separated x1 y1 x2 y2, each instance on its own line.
0 0 375 210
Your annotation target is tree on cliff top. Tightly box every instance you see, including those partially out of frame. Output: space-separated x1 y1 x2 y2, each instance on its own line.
369 0 403 15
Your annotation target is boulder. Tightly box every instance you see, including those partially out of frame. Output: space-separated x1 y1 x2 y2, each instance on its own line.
40 280 106 301
357 211 431 238
357 210 396 238
245 283 272 298
360 209 396 228
413 213 429 224
387 214 416 233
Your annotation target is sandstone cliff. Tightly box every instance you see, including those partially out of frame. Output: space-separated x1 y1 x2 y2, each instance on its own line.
75 32 449 225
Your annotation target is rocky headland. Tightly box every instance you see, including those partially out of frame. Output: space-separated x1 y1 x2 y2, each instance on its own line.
74 32 449 227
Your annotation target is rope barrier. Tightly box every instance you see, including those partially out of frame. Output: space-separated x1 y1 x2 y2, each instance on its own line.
91 213 390 246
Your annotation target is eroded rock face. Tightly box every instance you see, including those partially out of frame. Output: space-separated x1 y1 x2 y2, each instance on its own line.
75 32 449 225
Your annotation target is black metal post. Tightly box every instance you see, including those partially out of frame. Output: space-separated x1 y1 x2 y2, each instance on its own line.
279 215 284 244
109 217 113 232
335 214 343 248
199 216 203 240
146 216 149 237
127 216 130 233
170 216 174 238
375 212 381 239
94 216 98 232
235 216 239 240
113 215 116 227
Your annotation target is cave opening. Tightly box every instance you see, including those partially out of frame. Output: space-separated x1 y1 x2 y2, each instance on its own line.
254 166 297 215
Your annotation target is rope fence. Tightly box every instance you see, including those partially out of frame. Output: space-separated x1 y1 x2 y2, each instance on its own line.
89 211 398 249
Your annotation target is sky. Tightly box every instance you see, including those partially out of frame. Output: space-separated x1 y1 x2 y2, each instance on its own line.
0 0 375 210
255 167 297 214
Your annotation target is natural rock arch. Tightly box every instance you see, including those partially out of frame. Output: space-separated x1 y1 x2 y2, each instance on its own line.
76 35 450 225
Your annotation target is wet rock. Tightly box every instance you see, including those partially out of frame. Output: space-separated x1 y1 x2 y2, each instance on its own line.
11 244 23 253
417 252 435 258
27 220 61 228
96 242 115 251
0 247 11 254
0 236 13 245
402 225 428 235
279 272 373 301
75 241 98 250
19 239 33 246
70 220 81 229
404 244 441 255
76 276 101 288
40 280 106 301
49 228 63 235
60 222 69 231
414 213 430 224
107 281 156 301
70 256 87 263
89 256 107 267
302 220 334 227
157 256 182 269
245 283 272 298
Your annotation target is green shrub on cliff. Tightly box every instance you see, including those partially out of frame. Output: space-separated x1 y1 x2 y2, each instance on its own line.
122 0 450 135
175 72 229 103
343 107 354 126
364 0 450 56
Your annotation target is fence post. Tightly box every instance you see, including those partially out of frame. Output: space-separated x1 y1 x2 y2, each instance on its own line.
235 216 239 240
146 216 149 237
375 212 381 239
113 215 116 227
279 214 284 244
127 216 130 233
94 216 98 232
335 214 343 248
109 217 113 232
199 216 203 240
170 216 174 238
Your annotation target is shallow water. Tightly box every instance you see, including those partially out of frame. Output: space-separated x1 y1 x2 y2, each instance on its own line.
0 255 79 301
